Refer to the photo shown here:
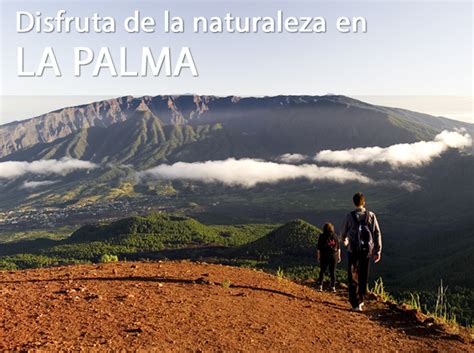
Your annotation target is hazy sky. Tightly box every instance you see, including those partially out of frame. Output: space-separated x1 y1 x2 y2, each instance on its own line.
0 0 472 123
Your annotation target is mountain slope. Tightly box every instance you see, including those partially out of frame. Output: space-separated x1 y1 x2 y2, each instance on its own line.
2 95 472 159
240 219 321 258
2 110 224 167
0 261 470 351
3 95 473 167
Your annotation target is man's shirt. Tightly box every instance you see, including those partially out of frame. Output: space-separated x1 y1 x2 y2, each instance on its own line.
341 207 382 255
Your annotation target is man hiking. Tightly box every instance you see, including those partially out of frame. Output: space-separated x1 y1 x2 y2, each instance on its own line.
341 192 382 311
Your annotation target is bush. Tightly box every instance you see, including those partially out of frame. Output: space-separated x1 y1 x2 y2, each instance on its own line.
0 260 18 271
221 278 232 288
99 254 119 263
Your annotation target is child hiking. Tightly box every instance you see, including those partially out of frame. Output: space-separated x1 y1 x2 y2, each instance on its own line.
341 192 382 311
316 223 341 292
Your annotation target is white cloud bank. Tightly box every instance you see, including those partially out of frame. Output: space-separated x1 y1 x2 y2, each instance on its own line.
277 153 308 163
21 180 58 189
139 158 371 187
0 159 97 179
315 130 472 167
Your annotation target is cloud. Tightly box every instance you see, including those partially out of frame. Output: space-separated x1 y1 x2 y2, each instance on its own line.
399 181 421 192
21 180 58 189
277 153 308 163
139 158 371 187
314 130 472 168
0 158 97 179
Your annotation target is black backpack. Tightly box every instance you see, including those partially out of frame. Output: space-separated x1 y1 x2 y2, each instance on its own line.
350 210 374 255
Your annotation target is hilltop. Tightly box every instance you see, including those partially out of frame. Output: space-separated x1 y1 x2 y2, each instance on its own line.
0 261 471 351
240 219 320 257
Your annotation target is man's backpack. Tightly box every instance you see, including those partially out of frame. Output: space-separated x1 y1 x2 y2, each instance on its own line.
350 210 374 255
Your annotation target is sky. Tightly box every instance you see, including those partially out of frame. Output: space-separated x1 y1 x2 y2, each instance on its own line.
0 0 472 124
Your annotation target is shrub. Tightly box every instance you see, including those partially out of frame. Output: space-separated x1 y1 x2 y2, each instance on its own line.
276 267 284 281
221 278 231 288
99 254 119 263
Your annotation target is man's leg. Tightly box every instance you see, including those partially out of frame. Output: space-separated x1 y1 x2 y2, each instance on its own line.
347 252 359 308
358 254 371 304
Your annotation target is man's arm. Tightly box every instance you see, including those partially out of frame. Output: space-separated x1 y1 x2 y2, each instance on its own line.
341 214 350 246
372 213 382 261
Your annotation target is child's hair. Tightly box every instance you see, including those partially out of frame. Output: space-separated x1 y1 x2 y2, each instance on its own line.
323 222 335 233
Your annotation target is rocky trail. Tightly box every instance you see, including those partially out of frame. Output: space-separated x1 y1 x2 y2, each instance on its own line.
0 261 471 351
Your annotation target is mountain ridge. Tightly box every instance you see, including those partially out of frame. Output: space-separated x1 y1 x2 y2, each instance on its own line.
1 94 472 159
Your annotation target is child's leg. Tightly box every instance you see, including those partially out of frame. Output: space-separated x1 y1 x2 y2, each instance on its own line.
318 255 329 284
328 255 336 287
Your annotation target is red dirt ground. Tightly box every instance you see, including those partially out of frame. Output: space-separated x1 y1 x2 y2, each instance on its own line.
0 261 472 351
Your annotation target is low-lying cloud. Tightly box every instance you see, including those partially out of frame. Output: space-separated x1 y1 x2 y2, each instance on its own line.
139 158 371 187
21 180 58 189
277 153 308 163
315 130 472 167
399 181 421 192
0 159 97 179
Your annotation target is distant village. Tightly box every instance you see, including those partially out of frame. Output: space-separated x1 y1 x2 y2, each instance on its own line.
0 198 175 231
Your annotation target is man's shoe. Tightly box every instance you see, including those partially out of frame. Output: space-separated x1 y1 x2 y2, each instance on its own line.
352 306 360 311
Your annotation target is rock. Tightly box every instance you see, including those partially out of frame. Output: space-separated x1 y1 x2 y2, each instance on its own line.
54 289 68 295
85 294 101 301
388 303 399 311
195 277 210 285
424 317 435 325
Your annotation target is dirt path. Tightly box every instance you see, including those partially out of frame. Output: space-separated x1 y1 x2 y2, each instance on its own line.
0 261 471 352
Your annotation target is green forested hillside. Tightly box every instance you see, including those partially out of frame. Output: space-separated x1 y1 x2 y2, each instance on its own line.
240 219 321 258
0 213 277 265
